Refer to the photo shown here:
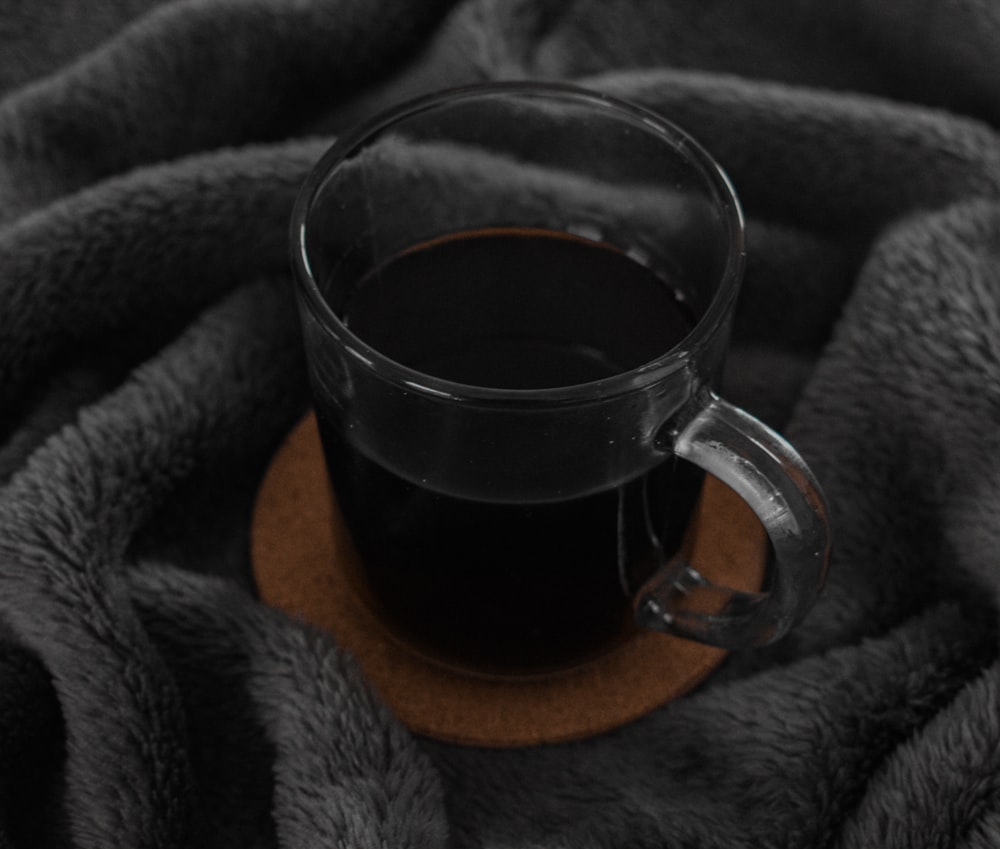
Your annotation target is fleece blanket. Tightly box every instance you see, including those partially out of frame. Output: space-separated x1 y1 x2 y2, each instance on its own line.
1 1 999 846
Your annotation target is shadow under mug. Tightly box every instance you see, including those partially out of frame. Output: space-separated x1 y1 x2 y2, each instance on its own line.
290 82 831 677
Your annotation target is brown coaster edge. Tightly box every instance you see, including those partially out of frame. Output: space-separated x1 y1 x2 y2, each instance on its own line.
250 413 767 747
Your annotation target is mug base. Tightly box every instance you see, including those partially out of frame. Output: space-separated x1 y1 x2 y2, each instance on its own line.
250 412 767 747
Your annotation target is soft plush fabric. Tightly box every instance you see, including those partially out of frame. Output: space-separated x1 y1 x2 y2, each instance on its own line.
1 1 999 846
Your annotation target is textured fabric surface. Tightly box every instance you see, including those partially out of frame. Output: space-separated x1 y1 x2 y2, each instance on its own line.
1 1 999 847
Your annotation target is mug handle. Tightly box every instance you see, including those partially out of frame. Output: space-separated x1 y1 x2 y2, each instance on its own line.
635 391 832 648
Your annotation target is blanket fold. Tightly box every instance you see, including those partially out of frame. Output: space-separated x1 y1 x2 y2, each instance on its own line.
1 1 999 847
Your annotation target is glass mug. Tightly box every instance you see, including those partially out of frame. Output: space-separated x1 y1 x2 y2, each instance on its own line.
290 82 831 677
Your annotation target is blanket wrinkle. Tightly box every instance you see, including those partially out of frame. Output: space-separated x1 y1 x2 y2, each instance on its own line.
836 658 1000 849
0 139 326 417
0 1 164 95
1 0 1000 847
128 563 448 849
791 199 1000 625
0 280 306 848
587 70 1000 231
0 640 66 848
0 0 459 224
421 602 995 848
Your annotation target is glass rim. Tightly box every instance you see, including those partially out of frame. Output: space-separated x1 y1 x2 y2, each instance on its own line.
289 80 746 404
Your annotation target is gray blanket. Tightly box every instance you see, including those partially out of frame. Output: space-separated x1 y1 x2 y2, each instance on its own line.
2 1 999 846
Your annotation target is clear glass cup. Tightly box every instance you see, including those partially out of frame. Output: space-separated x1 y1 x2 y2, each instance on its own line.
290 82 831 676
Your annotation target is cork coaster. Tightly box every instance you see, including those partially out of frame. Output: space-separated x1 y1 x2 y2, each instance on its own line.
251 413 767 747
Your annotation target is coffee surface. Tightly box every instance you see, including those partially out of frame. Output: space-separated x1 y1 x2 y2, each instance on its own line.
343 227 693 389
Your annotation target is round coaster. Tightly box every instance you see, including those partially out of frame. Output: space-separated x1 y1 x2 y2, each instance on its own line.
251 413 767 747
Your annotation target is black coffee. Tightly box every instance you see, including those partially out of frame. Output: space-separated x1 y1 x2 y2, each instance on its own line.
320 228 703 675
342 227 695 389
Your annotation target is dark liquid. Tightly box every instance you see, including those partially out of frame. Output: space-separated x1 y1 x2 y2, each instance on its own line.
322 228 703 675
342 228 694 389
